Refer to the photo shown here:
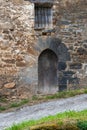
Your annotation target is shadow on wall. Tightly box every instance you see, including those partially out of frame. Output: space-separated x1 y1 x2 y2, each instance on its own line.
36 37 72 94
58 62 67 91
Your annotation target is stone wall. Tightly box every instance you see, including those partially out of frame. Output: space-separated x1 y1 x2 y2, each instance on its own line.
0 0 87 99
55 0 87 90
0 0 36 99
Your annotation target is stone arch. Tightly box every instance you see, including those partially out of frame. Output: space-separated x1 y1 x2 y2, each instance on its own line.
38 48 58 94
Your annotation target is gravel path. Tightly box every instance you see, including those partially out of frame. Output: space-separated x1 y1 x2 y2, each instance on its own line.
0 94 87 130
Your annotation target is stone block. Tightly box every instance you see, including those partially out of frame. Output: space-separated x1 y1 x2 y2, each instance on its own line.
16 60 27 67
16 55 24 61
77 47 87 55
2 58 15 64
63 70 75 77
58 62 67 71
83 43 87 48
69 62 82 69
4 82 15 89
12 0 24 4
69 77 79 85
0 23 14 31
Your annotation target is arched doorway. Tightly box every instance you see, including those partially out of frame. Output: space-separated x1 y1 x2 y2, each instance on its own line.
38 49 58 94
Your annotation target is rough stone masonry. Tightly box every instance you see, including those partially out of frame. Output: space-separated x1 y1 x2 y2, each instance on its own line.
0 0 87 99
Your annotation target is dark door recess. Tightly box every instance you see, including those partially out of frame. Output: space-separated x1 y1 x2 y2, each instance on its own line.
38 49 58 94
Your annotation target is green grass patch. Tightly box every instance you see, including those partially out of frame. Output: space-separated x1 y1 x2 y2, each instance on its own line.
31 88 87 101
44 89 85 100
0 106 6 111
0 97 7 102
77 121 87 130
0 88 87 112
10 99 29 108
32 95 39 100
6 109 87 130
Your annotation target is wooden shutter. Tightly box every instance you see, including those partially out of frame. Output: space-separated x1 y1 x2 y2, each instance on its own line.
35 5 52 29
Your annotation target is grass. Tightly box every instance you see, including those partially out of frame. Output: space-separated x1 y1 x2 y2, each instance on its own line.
10 99 29 108
6 109 87 130
0 97 7 102
32 95 39 100
0 99 29 112
0 106 6 111
33 88 87 101
77 121 87 130
0 88 87 112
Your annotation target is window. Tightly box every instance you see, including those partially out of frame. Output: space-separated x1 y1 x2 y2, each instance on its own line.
34 4 53 29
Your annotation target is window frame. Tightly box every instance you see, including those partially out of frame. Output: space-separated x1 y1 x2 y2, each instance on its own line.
34 3 53 30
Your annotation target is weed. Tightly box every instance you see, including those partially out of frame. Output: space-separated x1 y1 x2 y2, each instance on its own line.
1 88 87 112
6 109 87 130
0 106 6 111
10 99 29 108
32 95 38 100
45 89 87 100
0 97 7 102
84 89 87 94
20 99 29 105
10 102 20 108
77 121 87 130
